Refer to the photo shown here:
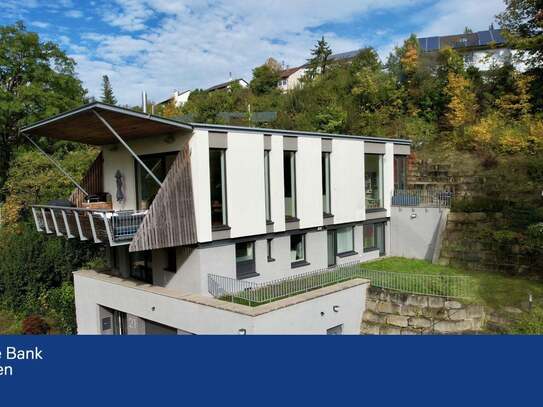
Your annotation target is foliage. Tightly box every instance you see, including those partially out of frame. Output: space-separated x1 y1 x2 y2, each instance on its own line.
21 315 50 335
42 282 76 334
497 0 543 68
250 64 280 95
0 21 87 199
444 72 477 129
100 75 118 105
0 222 100 313
306 36 332 79
508 307 543 334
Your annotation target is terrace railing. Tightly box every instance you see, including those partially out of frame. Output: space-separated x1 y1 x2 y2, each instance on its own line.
392 189 453 208
208 261 473 306
31 204 146 246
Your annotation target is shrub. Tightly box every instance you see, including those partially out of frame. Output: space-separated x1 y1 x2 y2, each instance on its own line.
508 307 543 334
451 197 507 213
44 282 76 334
22 315 50 335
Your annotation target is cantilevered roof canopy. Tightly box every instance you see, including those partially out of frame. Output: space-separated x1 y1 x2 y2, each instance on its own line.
20 102 193 145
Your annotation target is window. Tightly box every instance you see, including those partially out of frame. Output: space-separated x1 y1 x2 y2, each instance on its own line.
130 251 153 284
284 151 297 219
336 226 354 255
322 152 331 215
136 152 177 210
327 230 336 267
290 234 306 266
326 324 343 335
210 149 227 227
165 248 177 272
236 241 256 279
394 155 408 190
363 222 385 256
267 238 275 262
111 247 118 269
365 154 383 209
264 150 271 222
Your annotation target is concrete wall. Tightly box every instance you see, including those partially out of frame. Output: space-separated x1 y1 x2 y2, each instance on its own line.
389 207 448 261
74 271 368 335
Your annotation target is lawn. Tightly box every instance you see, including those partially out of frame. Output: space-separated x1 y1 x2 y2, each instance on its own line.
364 257 543 310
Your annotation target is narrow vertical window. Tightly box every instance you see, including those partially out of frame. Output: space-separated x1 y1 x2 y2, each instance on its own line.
165 248 177 272
322 152 331 215
210 149 227 227
290 234 306 266
365 154 383 209
336 226 354 255
267 238 275 262
236 241 256 279
264 150 271 222
284 151 297 220
394 155 407 190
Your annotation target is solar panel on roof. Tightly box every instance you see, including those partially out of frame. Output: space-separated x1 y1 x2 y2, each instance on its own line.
491 29 505 44
477 30 493 45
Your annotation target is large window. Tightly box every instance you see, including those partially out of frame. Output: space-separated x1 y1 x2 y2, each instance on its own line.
136 152 177 210
264 150 271 222
290 234 306 266
210 149 227 227
394 155 408 190
363 222 385 256
130 251 153 284
336 226 354 255
284 151 297 220
322 152 331 215
236 241 256 279
365 154 383 209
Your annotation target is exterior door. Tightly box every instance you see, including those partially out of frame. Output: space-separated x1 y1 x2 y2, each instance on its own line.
327 230 336 267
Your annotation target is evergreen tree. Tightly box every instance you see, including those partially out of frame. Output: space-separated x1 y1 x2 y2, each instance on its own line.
307 36 333 79
100 75 117 105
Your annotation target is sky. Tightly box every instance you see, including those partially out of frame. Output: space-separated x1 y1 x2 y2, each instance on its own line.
2 0 506 106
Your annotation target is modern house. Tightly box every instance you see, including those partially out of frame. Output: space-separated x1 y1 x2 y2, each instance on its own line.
418 27 525 71
157 90 191 108
23 102 414 335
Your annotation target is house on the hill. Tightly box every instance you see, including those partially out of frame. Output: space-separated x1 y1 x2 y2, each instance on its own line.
205 78 248 92
417 27 525 71
157 89 191 108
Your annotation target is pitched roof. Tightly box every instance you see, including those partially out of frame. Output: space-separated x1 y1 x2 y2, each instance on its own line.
279 66 303 79
418 29 506 52
205 78 248 92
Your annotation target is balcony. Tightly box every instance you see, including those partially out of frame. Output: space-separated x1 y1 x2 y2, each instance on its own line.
392 189 453 208
31 204 146 246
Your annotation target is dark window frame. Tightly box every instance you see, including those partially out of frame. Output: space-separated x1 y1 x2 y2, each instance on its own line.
363 222 386 256
164 248 177 272
284 150 297 221
364 153 384 210
235 241 258 279
264 150 272 222
290 233 308 268
322 152 332 216
267 238 275 262
336 226 356 257
394 155 408 190
129 250 153 284
134 151 179 210
209 148 228 229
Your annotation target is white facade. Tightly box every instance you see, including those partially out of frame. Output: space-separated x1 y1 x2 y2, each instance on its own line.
82 121 411 334
278 67 307 92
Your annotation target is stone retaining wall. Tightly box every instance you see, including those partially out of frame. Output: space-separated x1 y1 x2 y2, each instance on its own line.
361 287 485 335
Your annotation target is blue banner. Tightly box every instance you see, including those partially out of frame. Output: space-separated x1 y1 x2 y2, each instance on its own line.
0 336 540 405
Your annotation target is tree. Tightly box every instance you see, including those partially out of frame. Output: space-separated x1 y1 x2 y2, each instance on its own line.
307 36 333 79
100 75 117 105
250 64 280 95
444 72 477 129
0 22 86 200
497 0 543 68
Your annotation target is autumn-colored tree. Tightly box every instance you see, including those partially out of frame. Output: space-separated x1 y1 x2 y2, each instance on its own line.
495 72 533 118
444 72 477 129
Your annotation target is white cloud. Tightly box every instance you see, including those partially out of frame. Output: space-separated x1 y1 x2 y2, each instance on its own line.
65 9 83 18
31 21 51 29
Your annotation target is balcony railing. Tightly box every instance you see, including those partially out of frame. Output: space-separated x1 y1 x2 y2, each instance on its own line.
208 261 473 306
392 189 453 208
31 205 146 246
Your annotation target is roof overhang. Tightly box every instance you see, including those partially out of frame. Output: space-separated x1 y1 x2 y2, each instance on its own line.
20 102 193 145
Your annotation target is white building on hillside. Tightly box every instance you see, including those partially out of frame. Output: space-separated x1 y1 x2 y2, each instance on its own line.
22 102 430 335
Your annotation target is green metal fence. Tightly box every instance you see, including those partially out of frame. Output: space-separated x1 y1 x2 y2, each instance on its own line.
208 261 473 306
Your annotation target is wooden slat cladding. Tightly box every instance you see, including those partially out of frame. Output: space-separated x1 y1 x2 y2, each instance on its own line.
69 152 104 207
129 145 197 252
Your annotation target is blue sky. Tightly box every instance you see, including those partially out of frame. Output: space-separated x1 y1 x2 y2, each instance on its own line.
2 0 505 105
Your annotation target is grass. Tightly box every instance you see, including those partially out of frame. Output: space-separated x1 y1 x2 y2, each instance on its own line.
364 257 543 310
0 309 21 334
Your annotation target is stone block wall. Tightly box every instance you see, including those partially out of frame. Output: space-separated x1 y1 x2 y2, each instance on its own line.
361 287 485 335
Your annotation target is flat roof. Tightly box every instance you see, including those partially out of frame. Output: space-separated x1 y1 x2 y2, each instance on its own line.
190 122 411 145
21 102 411 146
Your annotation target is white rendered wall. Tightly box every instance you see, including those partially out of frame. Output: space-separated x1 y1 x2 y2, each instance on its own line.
383 142 394 217
297 137 323 229
226 131 267 238
331 139 365 224
73 271 368 335
189 129 212 243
